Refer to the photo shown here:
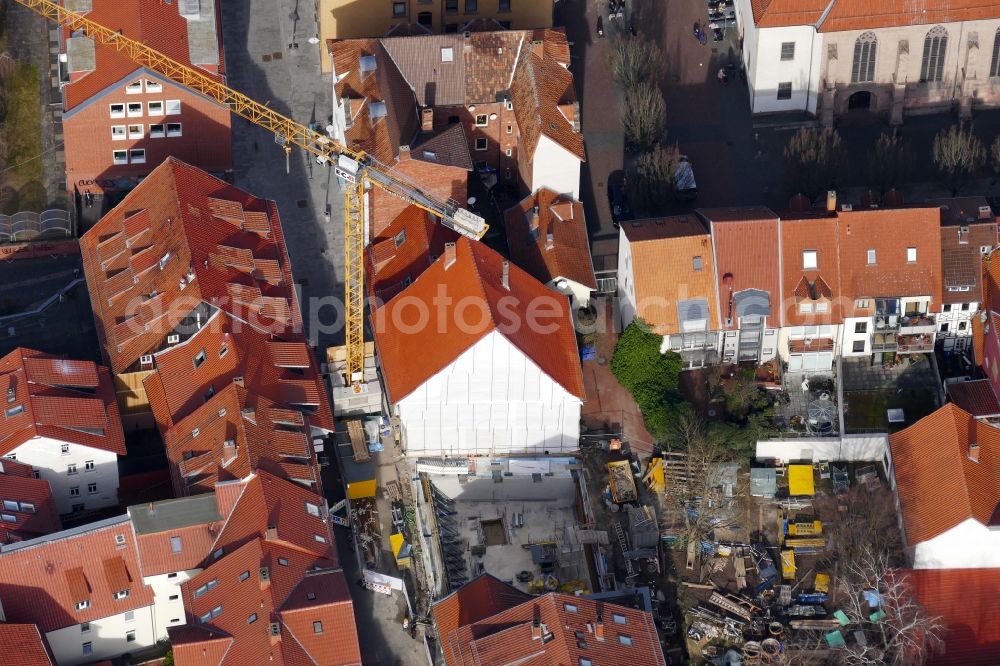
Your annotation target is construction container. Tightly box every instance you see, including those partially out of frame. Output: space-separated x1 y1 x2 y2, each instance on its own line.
788 465 815 496
781 549 796 580
607 459 638 503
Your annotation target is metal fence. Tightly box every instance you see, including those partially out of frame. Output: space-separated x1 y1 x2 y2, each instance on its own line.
0 209 72 243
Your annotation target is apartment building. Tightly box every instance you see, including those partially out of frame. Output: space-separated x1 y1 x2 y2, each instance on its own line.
79 158 333 496
0 348 125 517
318 0 555 72
735 0 1000 124
61 0 231 208
372 238 585 457
0 458 60 545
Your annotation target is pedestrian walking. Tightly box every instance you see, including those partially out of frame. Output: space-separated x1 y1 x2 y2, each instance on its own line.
717 68 728 85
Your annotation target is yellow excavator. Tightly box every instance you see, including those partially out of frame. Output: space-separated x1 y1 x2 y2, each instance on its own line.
14 0 488 387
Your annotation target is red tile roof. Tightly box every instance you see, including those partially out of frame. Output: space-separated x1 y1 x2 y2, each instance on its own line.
372 238 586 403
505 189 597 291
818 0 1000 32
435 579 666 666
888 403 1000 545
168 626 234 665
0 348 125 457
837 208 943 315
750 0 829 27
905 567 1000 666
780 216 843 326
62 0 224 112
510 51 585 164
947 379 1000 418
703 208 782 329
432 573 533 661
0 624 54 665
367 205 458 303
0 516 154 633
0 464 60 545
80 158 302 375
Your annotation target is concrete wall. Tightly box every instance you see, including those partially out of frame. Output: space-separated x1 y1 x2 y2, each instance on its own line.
45 605 156 666
755 434 888 462
432 474 577 503
531 134 580 200
64 72 232 192
8 440 119 516
143 569 199 640
749 25 821 114
398 330 582 457
912 518 1000 569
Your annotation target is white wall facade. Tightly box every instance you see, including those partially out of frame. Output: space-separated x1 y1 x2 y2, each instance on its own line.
938 301 978 352
6 439 119 515
911 518 1000 569
144 569 199 640
617 229 638 329
45 605 156 666
746 25 822 114
531 135 580 200
777 324 840 367
397 330 582 457
840 316 874 356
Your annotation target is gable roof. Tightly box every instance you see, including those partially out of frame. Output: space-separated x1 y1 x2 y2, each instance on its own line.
372 238 586 403
80 157 302 374
780 215 843 326
0 348 125 457
0 460 60 545
436 585 666 666
819 0 1000 32
0 624 54 666
0 516 154 633
905 567 1000 666
933 202 995 305
888 403 1000 545
750 0 830 27
129 492 224 576
947 379 1000 418
412 123 474 171
505 188 596 291
63 0 223 112
432 573 533 663
367 205 458 303
510 50 585 162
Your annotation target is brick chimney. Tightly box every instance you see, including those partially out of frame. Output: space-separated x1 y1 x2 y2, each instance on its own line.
826 190 837 212
969 441 980 463
443 242 457 270
421 107 434 132
399 144 411 161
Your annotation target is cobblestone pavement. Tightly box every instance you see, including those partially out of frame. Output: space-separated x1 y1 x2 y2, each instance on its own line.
221 0 346 349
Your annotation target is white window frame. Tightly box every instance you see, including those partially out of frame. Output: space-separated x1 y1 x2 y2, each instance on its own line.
128 124 144 139
110 103 126 118
87 482 98 494
111 125 127 141
867 248 877 265
166 122 182 137
127 102 143 118
802 250 817 270
907 246 917 263
85 460 95 471
126 80 143 94
475 114 488 126
144 79 163 93
165 99 182 115
815 302 829 313
147 100 164 116
305 502 320 517
799 303 813 313
149 123 165 138
113 150 129 165
130 149 146 164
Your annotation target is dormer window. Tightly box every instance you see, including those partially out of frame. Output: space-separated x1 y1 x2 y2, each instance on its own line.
76 600 90 611
113 589 130 600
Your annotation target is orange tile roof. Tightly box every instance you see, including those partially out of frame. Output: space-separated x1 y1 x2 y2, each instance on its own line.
947 379 1000 418
888 403 1000 545
81 158 302 375
432 574 532 662
0 624 54 665
436 583 666 666
62 0 223 112
0 516 154 633
0 348 125 457
750 0 829 27
905 568 1000 666
703 208 782 329
837 208 942 315
372 238 586 403
818 0 1000 32
939 223 994 305
366 205 458 303
0 462 60 545
780 216 843 326
168 626 234 665
505 188 597 292
510 51 586 163
620 217 718 335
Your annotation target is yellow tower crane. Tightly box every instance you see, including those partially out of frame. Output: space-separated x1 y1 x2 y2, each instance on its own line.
15 0 488 387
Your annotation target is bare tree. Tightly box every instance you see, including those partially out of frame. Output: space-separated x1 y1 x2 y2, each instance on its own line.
834 546 945 666
932 122 985 196
867 130 913 196
608 36 663 92
661 411 747 582
621 81 666 150
813 483 903 569
990 134 1000 180
783 127 847 200
626 142 680 213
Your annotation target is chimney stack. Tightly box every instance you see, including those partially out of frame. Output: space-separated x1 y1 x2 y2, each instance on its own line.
969 441 980 463
545 231 554 250
826 190 837 213
443 242 457 270
421 107 434 133
398 145 411 161
501 260 510 290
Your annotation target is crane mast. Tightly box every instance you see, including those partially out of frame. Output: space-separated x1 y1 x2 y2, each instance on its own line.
16 0 487 386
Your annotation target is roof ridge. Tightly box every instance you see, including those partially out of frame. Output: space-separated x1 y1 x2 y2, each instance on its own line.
465 240 503 333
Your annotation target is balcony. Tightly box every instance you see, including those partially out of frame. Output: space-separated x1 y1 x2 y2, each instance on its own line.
871 331 897 352
896 333 935 354
899 314 935 334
